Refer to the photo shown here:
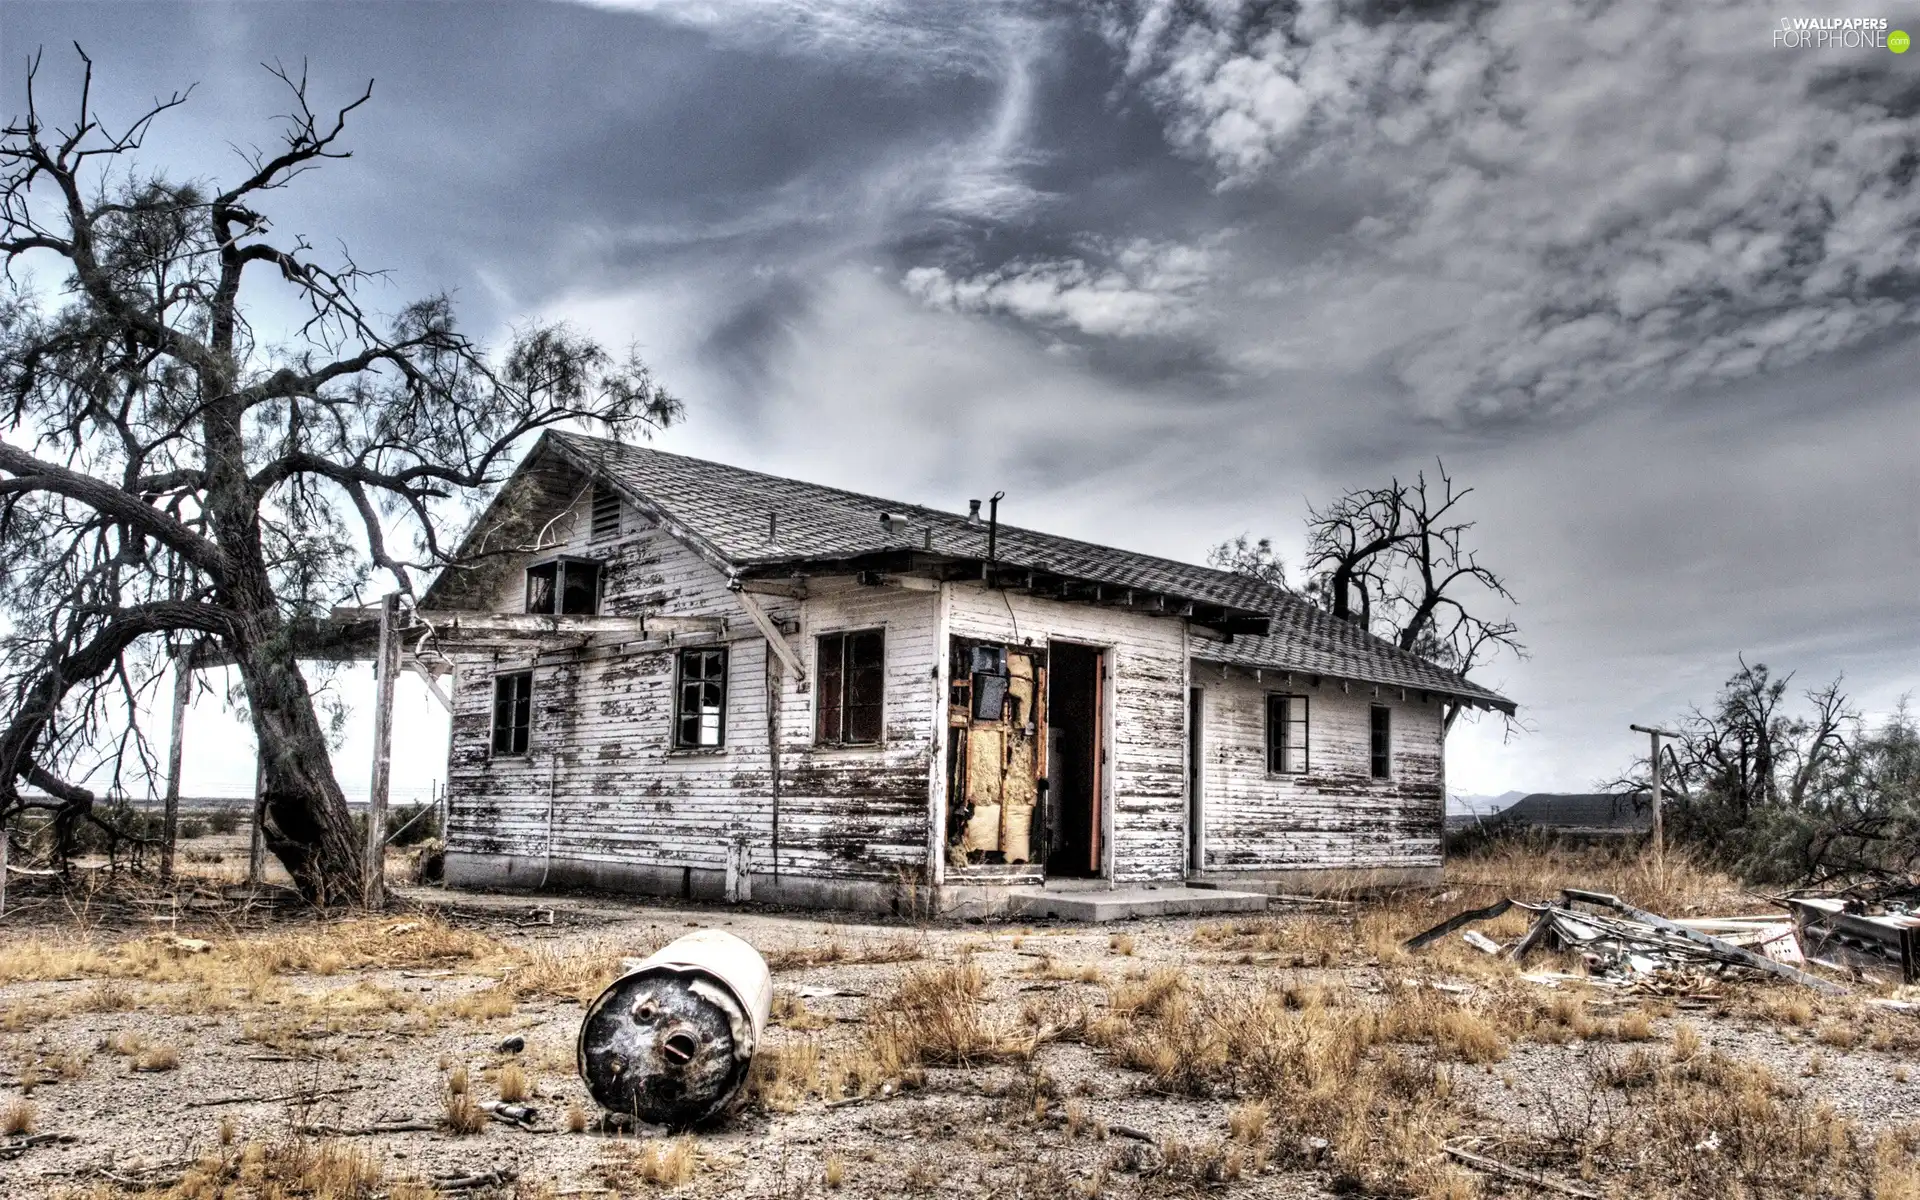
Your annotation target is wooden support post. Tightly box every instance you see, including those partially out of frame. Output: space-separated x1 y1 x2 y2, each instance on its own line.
248 756 266 887
0 812 9 920
1630 723 1680 877
161 644 192 883
363 593 401 908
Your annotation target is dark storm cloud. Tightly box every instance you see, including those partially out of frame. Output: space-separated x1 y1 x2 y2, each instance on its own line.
6 0 1915 796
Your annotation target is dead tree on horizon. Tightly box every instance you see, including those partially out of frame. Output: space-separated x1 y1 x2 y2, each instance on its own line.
1212 461 1523 732
0 48 679 903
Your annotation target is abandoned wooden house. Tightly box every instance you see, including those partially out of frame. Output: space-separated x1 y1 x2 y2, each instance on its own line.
419 432 1514 916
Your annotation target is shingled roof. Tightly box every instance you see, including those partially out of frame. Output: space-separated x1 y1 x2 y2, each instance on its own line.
527 432 1513 711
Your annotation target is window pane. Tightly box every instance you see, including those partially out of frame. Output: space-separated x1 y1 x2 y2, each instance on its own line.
1371 706 1390 778
846 630 884 742
676 649 727 747
816 634 844 743
494 673 532 755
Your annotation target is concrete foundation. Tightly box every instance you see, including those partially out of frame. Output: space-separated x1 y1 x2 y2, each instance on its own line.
1191 864 1443 895
444 852 1274 921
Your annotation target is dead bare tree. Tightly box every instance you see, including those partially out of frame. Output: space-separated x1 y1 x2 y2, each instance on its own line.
0 49 679 903
1211 461 1522 731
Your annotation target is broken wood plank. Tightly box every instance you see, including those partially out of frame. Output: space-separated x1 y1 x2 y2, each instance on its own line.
1444 1144 1600 1199
1562 889 1845 995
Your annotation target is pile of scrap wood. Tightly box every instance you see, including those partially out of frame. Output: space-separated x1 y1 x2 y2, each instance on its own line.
1405 888 1847 994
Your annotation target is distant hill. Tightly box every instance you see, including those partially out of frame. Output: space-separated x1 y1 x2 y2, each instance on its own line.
1446 790 1526 817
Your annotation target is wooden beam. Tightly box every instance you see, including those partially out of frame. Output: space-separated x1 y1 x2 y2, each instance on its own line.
731 585 806 685
408 660 453 713
363 594 400 908
160 644 192 884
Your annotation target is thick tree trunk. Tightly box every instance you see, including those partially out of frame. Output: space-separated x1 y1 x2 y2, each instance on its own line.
232 612 364 904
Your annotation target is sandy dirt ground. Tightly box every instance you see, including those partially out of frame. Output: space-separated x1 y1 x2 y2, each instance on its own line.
4 851 1920 1199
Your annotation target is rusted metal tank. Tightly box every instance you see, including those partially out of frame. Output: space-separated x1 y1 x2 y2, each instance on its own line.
576 929 773 1127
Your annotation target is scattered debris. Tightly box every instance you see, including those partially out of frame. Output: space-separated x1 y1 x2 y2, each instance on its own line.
497 1035 526 1054
1405 888 1847 994
1461 930 1502 955
1785 897 1920 985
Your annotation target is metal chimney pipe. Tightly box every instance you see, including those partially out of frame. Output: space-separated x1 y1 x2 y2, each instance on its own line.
986 491 1005 570
967 499 981 524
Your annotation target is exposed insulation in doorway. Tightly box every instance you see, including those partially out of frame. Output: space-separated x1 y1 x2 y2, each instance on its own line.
947 638 1046 864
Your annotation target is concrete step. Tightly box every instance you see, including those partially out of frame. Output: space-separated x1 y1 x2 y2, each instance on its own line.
1006 885 1269 922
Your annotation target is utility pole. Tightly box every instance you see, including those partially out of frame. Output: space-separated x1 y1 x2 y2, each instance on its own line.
1629 723 1681 871
363 593 401 908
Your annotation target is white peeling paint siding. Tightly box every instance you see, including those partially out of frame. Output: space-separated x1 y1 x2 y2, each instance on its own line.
444 494 939 883
1194 671 1446 871
945 583 1190 884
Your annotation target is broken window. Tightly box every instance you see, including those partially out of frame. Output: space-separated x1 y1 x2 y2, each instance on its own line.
525 558 601 615
492 671 533 756
676 648 728 748
816 629 885 745
1266 694 1308 774
1370 704 1392 779
590 482 623 542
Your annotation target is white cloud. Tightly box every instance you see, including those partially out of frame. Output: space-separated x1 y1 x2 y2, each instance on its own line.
902 238 1217 339
1096 0 1920 419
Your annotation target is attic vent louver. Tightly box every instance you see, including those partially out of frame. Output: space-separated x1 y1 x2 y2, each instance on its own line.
590 483 622 542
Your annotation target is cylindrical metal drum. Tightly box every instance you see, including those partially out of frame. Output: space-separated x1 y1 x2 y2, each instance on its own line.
576 929 773 1127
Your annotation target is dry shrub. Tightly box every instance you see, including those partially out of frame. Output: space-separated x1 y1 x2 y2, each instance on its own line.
134 1042 181 1072
496 1062 530 1103
504 941 625 1004
447 1064 470 1095
1672 1022 1702 1062
1228 1099 1269 1145
1569 1049 1909 1197
867 960 1034 1071
1109 933 1136 957
2 1099 36 1136
604 1136 699 1188
825 1152 847 1188
565 1102 589 1133
171 1136 385 1199
444 1087 485 1135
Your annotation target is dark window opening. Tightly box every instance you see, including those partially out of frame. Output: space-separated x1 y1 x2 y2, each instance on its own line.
525 559 601 616
1266 694 1309 774
590 483 623 542
492 672 533 756
676 648 728 748
816 629 885 745
1370 704 1392 779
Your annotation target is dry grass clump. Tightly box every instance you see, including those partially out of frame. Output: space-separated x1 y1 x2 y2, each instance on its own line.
565 1101 590 1134
2 1098 36 1136
495 1062 530 1103
1108 933 1136 956
1192 916 1349 966
601 1136 700 1188
0 915 508 988
867 960 1037 1071
1021 956 1104 984
444 1087 486 1135
502 940 625 1004
1558 1048 1920 1197
770 990 834 1030
167 1135 385 1200
761 935 924 972
134 1042 181 1072
1443 839 1748 917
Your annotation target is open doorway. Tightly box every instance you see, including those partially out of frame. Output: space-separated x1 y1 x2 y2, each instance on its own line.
1045 642 1104 878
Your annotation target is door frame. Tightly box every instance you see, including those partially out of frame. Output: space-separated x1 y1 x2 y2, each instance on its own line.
1187 685 1205 874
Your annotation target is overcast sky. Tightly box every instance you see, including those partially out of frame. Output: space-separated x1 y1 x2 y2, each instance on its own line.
7 0 1918 801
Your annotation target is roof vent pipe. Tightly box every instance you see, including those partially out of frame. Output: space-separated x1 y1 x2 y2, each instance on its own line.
986 490 1005 571
967 499 981 524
